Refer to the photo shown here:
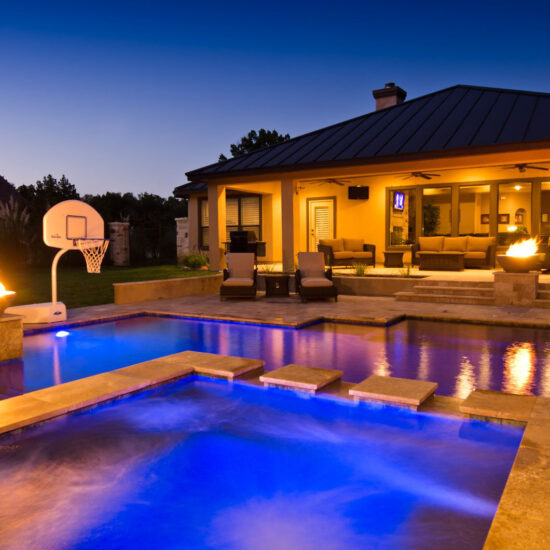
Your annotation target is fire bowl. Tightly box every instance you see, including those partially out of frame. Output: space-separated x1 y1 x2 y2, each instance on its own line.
0 292 15 315
497 254 542 273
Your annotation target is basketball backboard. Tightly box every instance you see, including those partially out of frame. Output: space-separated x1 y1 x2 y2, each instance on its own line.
43 200 105 249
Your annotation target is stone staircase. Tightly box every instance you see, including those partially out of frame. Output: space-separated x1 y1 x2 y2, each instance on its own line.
534 282 550 308
395 280 495 305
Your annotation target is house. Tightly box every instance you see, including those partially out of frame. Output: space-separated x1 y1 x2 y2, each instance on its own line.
174 83 550 271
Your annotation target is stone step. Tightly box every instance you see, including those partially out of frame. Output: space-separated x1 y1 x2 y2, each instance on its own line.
538 282 550 290
421 280 494 288
533 299 550 308
536 289 550 298
413 285 494 297
395 291 494 305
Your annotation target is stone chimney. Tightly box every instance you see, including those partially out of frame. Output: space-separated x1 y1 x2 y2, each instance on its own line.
372 82 407 110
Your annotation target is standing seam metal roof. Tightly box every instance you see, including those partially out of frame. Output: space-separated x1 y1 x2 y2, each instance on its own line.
186 84 550 180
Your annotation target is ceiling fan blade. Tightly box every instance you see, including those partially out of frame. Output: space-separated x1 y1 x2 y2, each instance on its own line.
420 174 431 179
530 166 549 171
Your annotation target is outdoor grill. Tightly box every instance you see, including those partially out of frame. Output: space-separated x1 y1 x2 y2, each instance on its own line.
228 231 266 258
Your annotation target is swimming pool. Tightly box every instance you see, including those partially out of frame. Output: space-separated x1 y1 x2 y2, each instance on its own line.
3 315 550 397
0 377 522 550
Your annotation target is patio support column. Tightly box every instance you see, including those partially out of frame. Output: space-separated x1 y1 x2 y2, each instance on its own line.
281 177 295 272
451 185 459 236
207 182 226 271
489 182 498 237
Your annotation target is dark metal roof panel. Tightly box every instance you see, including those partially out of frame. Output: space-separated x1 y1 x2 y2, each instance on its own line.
525 97 550 141
444 90 501 149
420 88 483 151
333 106 406 159
469 93 517 146
399 87 469 154
496 95 538 144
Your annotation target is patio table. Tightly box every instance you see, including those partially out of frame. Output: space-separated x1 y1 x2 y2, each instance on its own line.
418 251 465 271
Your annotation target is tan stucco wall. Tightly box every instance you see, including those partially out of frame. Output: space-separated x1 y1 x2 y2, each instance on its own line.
114 274 222 304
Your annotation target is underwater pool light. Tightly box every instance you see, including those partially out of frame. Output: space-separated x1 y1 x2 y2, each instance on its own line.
55 330 70 338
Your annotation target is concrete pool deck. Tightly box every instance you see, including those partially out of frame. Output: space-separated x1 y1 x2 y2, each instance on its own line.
21 292 550 334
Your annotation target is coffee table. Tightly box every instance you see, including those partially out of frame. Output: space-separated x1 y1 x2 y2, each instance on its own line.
418 252 465 271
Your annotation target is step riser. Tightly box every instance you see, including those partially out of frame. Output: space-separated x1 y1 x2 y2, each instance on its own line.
414 286 494 297
395 293 494 305
420 281 494 288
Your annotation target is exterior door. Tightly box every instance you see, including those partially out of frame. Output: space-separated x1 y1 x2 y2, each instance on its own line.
308 198 335 251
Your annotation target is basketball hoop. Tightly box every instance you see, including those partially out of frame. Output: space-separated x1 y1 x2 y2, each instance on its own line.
76 239 109 274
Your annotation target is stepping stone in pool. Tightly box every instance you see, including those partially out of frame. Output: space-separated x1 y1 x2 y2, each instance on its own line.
460 389 536 423
259 365 343 394
349 375 437 410
179 351 265 380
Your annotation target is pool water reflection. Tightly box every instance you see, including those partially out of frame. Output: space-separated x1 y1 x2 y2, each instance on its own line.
2 316 550 397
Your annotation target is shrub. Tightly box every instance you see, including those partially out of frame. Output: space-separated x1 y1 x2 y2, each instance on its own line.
353 262 369 277
180 252 209 269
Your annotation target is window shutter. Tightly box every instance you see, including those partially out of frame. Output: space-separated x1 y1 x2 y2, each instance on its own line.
226 198 239 226
240 196 260 225
314 206 330 244
200 200 209 226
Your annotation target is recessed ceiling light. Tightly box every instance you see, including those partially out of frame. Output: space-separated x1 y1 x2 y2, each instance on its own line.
514 185 521 191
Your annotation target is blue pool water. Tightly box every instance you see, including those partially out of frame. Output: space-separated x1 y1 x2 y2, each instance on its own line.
0 378 522 550
4 315 550 398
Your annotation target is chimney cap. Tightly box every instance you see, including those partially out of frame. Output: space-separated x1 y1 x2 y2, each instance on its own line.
372 83 407 101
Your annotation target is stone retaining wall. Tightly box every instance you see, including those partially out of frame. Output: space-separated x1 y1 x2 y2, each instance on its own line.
113 274 222 304
333 276 421 296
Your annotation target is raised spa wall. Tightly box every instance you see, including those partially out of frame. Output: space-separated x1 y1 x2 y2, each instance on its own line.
0 314 23 361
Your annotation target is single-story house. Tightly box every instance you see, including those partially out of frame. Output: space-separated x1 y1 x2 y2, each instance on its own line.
174 83 550 271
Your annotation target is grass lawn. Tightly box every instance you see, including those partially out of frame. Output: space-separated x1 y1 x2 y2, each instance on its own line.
2 265 215 309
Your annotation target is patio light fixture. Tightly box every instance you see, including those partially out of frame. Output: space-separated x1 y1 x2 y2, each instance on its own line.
0 283 16 315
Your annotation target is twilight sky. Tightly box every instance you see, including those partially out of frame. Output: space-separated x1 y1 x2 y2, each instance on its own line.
1 0 550 197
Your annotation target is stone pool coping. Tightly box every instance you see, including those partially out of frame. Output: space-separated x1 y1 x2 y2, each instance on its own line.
1 350 548 548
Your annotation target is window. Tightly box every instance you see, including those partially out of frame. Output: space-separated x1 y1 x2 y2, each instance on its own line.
541 182 550 236
459 184 490 236
498 182 532 245
422 187 451 236
388 189 415 245
199 195 262 248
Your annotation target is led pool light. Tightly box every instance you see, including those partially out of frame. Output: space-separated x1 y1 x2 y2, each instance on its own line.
55 330 70 338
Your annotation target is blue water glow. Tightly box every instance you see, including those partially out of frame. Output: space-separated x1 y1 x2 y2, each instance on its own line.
0 378 522 549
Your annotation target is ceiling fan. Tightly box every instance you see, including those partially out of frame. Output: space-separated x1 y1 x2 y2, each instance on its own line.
303 177 356 186
402 172 441 180
501 163 549 173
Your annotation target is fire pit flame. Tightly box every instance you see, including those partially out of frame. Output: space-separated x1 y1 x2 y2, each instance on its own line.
505 238 538 258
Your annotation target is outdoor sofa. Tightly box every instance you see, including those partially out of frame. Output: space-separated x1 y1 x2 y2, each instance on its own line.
220 252 257 300
411 236 496 270
295 252 338 302
317 238 376 267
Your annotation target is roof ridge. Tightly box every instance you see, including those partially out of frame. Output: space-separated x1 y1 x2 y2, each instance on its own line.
454 84 550 98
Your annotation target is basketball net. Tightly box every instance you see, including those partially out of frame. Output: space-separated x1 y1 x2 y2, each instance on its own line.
76 239 109 274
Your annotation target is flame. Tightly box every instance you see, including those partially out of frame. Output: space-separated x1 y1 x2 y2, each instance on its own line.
0 283 15 297
505 238 538 257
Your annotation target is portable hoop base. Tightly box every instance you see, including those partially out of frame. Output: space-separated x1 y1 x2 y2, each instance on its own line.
76 239 110 274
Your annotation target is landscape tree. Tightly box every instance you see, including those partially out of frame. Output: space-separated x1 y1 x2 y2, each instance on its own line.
218 129 290 161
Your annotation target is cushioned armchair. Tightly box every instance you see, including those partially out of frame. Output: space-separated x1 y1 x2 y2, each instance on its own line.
220 253 257 300
411 236 496 269
317 238 376 267
295 252 338 302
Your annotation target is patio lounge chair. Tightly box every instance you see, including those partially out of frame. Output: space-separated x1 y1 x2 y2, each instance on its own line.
220 253 257 300
295 252 338 302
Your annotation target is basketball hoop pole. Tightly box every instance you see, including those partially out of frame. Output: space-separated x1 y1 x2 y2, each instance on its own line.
51 248 68 305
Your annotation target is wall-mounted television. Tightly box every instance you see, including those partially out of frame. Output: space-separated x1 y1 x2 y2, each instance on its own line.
393 191 405 211
348 186 369 200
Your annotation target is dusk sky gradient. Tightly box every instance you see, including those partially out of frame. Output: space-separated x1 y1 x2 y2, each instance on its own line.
2 0 550 197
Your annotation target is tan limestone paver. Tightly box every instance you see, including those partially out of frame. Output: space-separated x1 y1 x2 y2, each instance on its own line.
349 375 437 408
0 394 64 434
117 354 194 385
176 350 264 379
259 364 342 393
460 389 536 423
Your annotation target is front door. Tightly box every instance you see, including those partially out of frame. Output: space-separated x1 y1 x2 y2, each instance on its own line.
308 198 335 251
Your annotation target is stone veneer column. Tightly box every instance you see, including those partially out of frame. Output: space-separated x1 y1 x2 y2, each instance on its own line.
494 272 538 306
281 178 295 272
109 222 130 267
0 314 23 361
176 217 190 261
